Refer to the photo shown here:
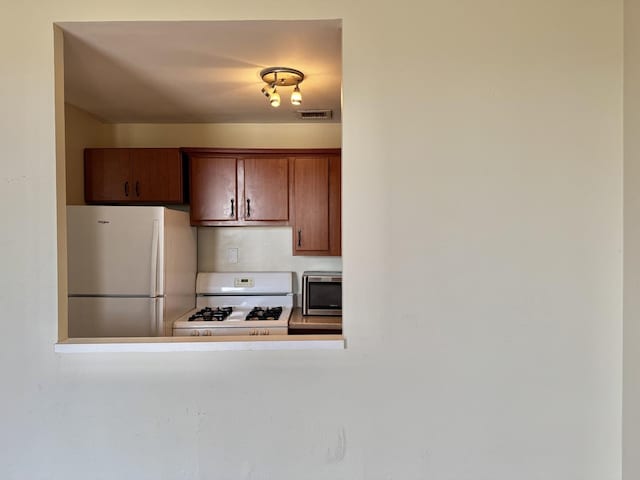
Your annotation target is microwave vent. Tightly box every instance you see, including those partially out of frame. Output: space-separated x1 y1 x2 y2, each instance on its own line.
296 109 333 120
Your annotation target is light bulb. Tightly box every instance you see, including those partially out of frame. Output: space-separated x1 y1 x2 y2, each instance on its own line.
291 84 302 105
270 89 281 107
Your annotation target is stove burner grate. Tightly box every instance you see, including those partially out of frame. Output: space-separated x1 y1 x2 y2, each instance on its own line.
245 306 283 321
189 306 233 322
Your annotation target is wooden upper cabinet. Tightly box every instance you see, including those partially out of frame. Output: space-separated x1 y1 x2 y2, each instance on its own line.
189 155 238 223
188 151 291 226
84 149 131 202
185 148 340 249
130 149 183 203
84 148 184 204
243 157 289 221
293 157 330 252
292 154 341 256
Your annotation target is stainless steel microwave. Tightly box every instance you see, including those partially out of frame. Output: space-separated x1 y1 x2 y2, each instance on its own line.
302 271 342 316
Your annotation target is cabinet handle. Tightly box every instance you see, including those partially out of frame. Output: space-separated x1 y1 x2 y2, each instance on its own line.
135 181 140 197
246 199 251 218
124 181 129 197
230 199 234 217
297 229 302 247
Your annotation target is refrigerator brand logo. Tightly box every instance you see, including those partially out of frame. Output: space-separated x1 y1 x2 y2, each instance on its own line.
97 220 110 224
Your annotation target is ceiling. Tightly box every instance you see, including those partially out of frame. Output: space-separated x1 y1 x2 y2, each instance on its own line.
58 20 342 124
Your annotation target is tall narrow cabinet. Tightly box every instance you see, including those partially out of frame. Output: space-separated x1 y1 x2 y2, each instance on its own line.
292 153 341 256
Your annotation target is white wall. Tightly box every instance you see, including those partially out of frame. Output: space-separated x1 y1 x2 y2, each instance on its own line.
1 2 623 480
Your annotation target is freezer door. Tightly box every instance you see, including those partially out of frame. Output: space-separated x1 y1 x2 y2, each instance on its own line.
67 206 164 296
68 297 163 338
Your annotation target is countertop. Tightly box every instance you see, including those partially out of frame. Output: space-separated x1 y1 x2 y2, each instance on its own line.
289 308 342 331
55 334 344 353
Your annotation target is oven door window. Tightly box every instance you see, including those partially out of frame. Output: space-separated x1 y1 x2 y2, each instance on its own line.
308 282 342 309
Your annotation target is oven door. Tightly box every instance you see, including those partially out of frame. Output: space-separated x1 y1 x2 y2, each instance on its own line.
303 275 342 316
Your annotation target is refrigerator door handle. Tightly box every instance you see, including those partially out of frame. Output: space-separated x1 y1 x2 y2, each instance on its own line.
150 219 159 297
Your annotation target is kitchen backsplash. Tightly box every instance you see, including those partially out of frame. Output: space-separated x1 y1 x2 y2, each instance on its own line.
197 226 342 304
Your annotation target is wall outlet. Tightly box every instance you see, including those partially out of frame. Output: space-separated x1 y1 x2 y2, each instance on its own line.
227 247 239 264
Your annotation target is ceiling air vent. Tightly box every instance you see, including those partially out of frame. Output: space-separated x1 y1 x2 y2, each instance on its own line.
296 109 333 120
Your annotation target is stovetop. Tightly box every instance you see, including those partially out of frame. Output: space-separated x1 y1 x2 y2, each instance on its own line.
174 304 292 329
186 305 285 322
173 272 294 333
188 306 234 321
246 306 283 321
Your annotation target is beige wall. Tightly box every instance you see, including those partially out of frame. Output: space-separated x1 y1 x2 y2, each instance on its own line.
64 103 115 204
109 122 342 148
625 1 640 478
1 2 625 479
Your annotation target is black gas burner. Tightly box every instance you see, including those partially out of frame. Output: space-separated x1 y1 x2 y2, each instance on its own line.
245 306 283 321
189 306 233 322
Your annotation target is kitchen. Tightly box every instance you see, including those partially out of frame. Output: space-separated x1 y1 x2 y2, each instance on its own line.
60 20 343 341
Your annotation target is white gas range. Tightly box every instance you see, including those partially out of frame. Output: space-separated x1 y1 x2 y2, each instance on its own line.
172 272 293 337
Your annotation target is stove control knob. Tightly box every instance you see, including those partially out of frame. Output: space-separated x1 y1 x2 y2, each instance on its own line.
203 330 212 336
191 330 200 336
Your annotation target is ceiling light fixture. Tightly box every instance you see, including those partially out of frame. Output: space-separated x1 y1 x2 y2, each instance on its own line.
260 67 304 108
270 88 281 107
261 85 274 98
291 84 302 106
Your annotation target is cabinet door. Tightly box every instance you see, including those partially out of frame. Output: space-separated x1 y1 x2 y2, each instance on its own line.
292 155 341 256
243 157 289 221
293 157 330 252
131 148 183 203
84 149 131 203
190 155 238 224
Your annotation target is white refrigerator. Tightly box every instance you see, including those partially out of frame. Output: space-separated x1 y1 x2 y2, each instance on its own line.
67 206 197 337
